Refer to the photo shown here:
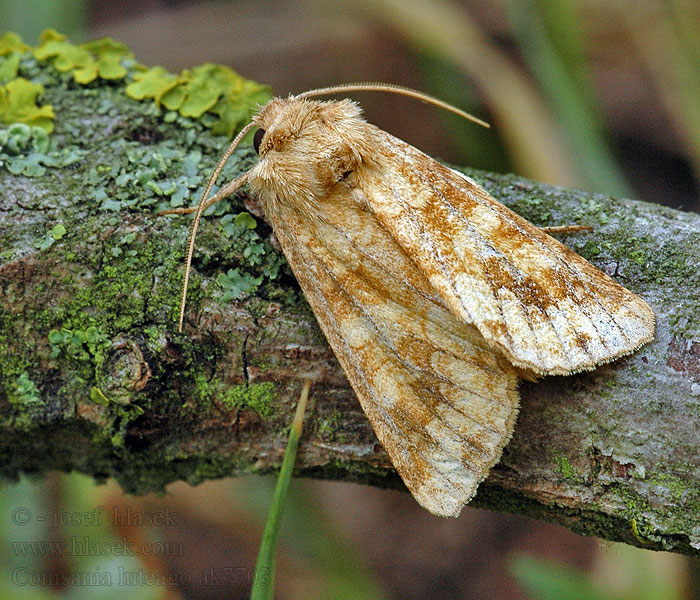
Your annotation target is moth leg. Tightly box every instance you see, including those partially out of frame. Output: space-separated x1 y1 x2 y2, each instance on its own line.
157 206 196 216
539 225 593 235
157 177 247 217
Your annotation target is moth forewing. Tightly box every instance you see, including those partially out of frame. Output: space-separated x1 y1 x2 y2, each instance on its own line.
178 87 654 517
363 130 655 376
252 160 520 517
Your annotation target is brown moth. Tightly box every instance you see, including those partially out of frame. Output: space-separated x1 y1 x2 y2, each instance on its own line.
168 83 655 517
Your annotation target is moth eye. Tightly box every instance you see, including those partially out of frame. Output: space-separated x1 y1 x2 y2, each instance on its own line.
253 128 265 154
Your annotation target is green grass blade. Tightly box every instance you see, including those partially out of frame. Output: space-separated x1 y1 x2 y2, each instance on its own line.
250 380 311 600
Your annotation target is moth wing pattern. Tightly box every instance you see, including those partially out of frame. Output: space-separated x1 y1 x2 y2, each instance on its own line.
229 95 654 516
265 187 520 517
363 130 655 376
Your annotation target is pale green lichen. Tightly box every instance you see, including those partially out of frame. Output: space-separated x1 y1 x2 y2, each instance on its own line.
34 222 66 250
9 372 41 407
125 62 269 138
89 386 111 405
0 31 290 500
6 373 44 429
213 211 286 302
0 29 270 175
0 120 48 152
0 77 54 131
33 29 134 84
48 326 112 364
216 268 263 301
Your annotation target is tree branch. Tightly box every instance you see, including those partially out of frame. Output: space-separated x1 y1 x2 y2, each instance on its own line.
1 74 699 555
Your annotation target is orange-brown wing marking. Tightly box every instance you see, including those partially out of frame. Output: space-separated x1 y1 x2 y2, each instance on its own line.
266 191 519 517
362 130 655 375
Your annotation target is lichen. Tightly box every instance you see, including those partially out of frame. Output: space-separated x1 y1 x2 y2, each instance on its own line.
5 373 44 429
0 29 270 165
48 326 112 364
125 62 270 138
315 410 348 444
0 77 54 131
34 29 134 84
2 28 699 555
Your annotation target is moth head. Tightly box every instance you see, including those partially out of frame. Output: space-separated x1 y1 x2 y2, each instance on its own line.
175 83 489 332
247 97 376 209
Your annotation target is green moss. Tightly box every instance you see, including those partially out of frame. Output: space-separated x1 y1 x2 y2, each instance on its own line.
507 193 553 225
556 455 574 479
238 382 277 418
194 374 277 419
316 410 343 440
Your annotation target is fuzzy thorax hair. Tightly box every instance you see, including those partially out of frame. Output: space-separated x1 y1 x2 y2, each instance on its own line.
248 98 380 212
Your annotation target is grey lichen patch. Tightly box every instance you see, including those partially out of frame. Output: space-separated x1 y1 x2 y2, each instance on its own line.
0 122 82 177
647 471 700 510
210 211 287 302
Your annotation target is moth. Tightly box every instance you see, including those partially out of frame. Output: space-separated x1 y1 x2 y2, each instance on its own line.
166 83 655 517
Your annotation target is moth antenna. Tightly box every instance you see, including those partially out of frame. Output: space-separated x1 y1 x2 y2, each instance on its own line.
295 82 490 129
178 121 256 332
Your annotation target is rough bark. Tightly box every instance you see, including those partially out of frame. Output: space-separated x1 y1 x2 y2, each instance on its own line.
1 79 699 556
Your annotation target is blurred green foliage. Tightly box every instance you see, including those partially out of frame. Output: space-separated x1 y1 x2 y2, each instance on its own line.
353 0 699 203
510 549 688 600
0 0 88 44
